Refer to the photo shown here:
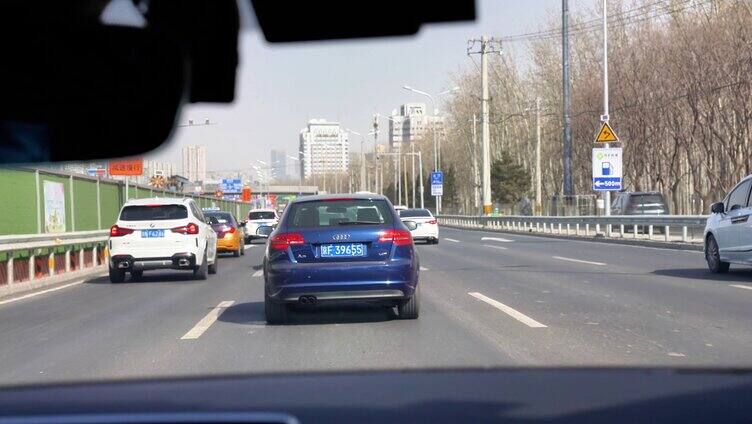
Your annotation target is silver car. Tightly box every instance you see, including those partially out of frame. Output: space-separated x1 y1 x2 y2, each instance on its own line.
704 175 752 273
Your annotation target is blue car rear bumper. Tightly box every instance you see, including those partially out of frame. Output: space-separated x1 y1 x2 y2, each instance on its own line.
266 259 418 303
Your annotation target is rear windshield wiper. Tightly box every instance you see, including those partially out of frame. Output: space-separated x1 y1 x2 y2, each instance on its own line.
338 221 381 225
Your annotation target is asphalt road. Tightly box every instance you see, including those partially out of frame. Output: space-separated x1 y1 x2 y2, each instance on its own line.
1 227 751 386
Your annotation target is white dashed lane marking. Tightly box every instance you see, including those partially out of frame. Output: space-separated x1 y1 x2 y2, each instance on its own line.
444 238 461 243
181 300 235 340
552 256 606 266
252 270 263 278
420 266 429 271
730 284 752 291
482 244 507 251
243 244 255 250
481 236 513 243
468 292 547 328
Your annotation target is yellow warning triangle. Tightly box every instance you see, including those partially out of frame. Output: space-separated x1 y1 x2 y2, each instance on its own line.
595 122 619 142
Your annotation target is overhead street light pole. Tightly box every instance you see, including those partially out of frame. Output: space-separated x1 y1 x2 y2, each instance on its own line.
402 86 459 214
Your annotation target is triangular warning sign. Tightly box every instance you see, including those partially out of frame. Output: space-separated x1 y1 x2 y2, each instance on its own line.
595 122 619 143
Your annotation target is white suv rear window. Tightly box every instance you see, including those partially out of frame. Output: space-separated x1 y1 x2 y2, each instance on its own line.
120 205 188 221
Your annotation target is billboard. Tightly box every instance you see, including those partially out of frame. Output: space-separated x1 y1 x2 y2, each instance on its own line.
108 159 143 176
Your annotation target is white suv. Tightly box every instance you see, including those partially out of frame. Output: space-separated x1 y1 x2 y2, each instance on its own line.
243 209 279 243
705 175 752 273
108 198 218 283
399 208 439 244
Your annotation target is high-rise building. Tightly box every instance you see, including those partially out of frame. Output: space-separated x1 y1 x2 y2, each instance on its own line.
181 145 206 182
388 103 444 152
299 119 349 179
144 160 175 178
270 149 287 181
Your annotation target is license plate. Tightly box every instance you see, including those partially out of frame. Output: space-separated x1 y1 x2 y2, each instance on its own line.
141 229 164 238
320 243 367 258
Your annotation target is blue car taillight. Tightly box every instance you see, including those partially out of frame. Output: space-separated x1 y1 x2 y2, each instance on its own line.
270 232 305 250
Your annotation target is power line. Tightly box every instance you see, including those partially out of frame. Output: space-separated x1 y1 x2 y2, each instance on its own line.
500 0 708 43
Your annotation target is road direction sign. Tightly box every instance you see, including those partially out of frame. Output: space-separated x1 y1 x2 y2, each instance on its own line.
592 147 622 191
430 171 443 196
595 122 619 143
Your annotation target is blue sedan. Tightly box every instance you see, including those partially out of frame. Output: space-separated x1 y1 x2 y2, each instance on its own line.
262 194 420 324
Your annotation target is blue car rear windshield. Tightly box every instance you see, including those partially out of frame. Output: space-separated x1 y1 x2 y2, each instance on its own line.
286 199 395 228
119 205 188 221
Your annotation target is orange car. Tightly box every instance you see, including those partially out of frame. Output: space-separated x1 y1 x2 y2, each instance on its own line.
204 210 245 257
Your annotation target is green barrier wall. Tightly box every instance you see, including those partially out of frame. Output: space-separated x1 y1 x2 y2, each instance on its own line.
0 168 248 236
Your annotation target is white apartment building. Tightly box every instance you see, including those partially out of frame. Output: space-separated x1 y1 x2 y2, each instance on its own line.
388 103 444 152
181 145 206 182
145 160 175 178
299 119 349 179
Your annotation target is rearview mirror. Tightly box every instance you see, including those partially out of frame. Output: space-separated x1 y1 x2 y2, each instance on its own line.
711 202 725 214
403 220 418 231
1 24 186 163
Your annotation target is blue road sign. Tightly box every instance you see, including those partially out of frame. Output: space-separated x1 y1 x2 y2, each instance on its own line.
592 177 622 191
430 172 443 185
219 178 242 194
430 172 443 196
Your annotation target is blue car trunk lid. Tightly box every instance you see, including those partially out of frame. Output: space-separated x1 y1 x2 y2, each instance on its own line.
291 224 394 263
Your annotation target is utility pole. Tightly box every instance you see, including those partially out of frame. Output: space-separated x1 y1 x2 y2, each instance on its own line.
602 0 611 217
535 97 542 215
562 0 574 197
468 36 501 216
471 114 480 214
411 143 416 209
360 137 366 192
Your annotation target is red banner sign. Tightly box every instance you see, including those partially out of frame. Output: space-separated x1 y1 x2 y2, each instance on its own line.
108 159 144 176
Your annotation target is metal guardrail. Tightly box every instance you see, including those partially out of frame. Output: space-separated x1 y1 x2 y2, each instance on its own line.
0 231 109 285
438 214 709 244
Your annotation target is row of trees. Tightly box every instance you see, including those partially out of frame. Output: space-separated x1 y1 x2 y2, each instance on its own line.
397 0 751 215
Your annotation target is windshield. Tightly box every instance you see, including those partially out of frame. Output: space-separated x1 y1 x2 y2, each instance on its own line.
248 211 276 220
119 205 188 221
205 212 234 225
286 199 394 228
2 0 752 391
399 209 432 218
630 194 665 205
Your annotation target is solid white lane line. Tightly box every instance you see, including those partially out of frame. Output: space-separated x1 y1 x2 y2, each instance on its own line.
730 284 752 291
482 244 507 250
552 256 606 266
0 272 108 307
420 266 429 271
444 238 461 243
481 236 513 243
468 292 547 328
181 300 235 340
252 270 263 278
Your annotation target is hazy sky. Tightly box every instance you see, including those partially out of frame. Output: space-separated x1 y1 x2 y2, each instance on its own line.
139 0 591 174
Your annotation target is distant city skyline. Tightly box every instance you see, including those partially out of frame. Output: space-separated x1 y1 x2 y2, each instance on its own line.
135 0 585 171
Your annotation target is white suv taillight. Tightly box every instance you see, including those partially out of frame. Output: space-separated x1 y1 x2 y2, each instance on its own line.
110 225 134 237
171 222 199 235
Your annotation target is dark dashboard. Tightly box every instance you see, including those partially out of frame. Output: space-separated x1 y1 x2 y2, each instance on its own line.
0 368 750 423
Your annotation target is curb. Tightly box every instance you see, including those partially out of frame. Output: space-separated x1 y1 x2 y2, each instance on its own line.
0 265 107 303
441 225 704 252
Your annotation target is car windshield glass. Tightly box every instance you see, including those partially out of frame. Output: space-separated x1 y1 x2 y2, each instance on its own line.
399 209 432 218
631 195 664 205
286 199 394 228
4 0 752 391
249 212 276 220
205 212 233 225
119 205 188 221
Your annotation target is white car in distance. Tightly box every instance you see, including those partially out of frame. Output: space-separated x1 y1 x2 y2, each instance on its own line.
108 198 218 283
244 209 279 243
399 208 439 244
